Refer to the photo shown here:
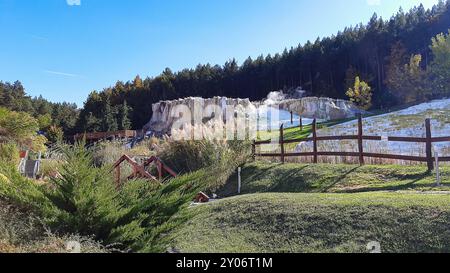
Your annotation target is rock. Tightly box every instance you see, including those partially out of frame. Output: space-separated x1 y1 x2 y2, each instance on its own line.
143 96 255 136
276 97 360 120
143 95 360 136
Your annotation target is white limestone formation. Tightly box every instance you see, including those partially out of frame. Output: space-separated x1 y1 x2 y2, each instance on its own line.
143 91 360 136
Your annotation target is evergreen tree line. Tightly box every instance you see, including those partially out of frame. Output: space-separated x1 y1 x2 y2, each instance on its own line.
82 98 132 133
0 81 132 136
0 81 78 136
3 1 450 135
77 1 450 131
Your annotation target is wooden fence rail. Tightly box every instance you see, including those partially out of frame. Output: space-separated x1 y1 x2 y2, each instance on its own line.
113 155 177 187
252 115 450 172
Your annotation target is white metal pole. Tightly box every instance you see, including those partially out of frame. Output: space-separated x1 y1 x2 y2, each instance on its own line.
435 147 441 187
238 167 241 194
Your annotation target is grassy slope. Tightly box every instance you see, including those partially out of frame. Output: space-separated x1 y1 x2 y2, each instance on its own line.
167 192 450 253
257 118 354 143
219 162 450 195
161 162 450 253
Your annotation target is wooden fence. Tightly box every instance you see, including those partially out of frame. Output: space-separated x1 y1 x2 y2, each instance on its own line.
252 115 450 172
74 130 137 142
113 155 177 187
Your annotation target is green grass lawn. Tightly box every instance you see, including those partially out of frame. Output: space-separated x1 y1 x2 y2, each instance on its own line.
219 162 450 196
157 162 450 253
164 192 450 253
256 118 357 152
257 118 355 143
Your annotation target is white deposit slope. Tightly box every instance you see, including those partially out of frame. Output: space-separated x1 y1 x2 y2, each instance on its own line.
296 99 450 158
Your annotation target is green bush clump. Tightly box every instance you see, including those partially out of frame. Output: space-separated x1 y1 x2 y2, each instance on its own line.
158 140 251 174
0 142 20 167
0 197 107 253
0 139 250 252
0 161 48 210
38 159 64 179
40 143 150 248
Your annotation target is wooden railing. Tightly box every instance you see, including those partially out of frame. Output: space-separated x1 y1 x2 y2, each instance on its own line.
113 155 177 187
74 130 137 141
252 115 450 172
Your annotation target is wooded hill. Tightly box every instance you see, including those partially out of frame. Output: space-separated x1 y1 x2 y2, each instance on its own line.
2 1 450 135
77 1 450 131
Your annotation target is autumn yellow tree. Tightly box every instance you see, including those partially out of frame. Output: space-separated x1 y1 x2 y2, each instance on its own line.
346 76 372 110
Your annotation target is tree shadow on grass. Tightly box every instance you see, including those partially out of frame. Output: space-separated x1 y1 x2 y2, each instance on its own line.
219 164 313 196
244 164 282 182
320 166 361 193
343 171 431 193
217 164 281 197
266 165 311 193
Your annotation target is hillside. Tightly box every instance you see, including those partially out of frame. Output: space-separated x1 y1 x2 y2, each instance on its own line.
164 192 450 253
153 161 450 253
77 2 450 130
295 98 450 159
219 162 450 195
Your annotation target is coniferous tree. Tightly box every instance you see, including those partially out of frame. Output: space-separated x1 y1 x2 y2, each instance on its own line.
101 98 118 132
85 112 101 132
118 101 132 130
133 75 144 89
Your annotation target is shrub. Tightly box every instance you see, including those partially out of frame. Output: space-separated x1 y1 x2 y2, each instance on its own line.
26 135 48 153
42 143 127 239
46 125 64 144
91 140 154 167
92 141 129 166
0 139 250 252
38 159 64 179
0 108 39 142
0 142 20 166
158 139 251 174
0 198 107 253
0 173 10 184
0 162 48 210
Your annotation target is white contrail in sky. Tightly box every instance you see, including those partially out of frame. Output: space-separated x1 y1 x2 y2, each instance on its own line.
44 70 83 78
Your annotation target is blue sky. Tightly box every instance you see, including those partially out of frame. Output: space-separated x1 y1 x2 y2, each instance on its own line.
0 0 440 107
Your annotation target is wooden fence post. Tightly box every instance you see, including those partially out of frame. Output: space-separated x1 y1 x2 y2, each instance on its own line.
299 116 303 131
425 118 434 172
358 114 365 165
157 161 163 181
237 167 242 194
115 166 121 188
251 140 256 161
312 119 318 164
280 124 285 164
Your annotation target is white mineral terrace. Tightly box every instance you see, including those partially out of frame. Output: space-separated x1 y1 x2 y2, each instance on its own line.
296 98 450 159
143 90 361 136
